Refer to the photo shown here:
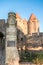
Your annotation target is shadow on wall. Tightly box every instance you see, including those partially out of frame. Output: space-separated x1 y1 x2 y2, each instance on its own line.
0 32 5 65
17 28 26 50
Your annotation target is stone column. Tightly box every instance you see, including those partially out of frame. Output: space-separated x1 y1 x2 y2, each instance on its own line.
5 12 19 65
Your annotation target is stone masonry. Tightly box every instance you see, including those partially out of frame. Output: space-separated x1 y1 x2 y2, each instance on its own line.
5 12 19 65
0 12 42 65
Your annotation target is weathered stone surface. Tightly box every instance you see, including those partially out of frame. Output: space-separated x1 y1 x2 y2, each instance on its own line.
5 12 19 65
28 14 39 35
16 13 28 35
0 12 43 65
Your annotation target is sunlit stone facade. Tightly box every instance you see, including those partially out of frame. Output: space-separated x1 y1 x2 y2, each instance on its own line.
0 12 42 65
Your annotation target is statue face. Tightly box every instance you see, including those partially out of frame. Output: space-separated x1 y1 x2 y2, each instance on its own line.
8 17 16 25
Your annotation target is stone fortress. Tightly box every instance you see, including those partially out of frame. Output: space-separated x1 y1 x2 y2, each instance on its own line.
0 12 43 51
16 12 43 51
0 12 43 65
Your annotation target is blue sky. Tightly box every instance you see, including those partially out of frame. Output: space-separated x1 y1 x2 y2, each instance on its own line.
0 0 43 32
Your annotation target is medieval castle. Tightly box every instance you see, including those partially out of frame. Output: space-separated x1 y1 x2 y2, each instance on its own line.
0 12 43 65
0 12 43 51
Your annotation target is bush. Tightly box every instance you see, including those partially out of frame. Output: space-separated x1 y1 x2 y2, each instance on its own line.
19 50 43 63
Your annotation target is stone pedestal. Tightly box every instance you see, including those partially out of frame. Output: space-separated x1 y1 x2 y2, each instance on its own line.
5 12 19 65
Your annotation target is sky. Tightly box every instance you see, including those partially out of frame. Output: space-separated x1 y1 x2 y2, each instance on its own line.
0 0 43 32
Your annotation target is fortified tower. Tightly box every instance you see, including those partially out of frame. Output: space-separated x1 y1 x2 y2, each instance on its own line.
28 14 39 35
5 12 19 65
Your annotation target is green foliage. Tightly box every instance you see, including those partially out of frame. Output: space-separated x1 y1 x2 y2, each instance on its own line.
20 50 43 64
33 52 43 64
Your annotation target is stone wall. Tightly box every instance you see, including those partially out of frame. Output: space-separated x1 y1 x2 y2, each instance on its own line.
16 13 28 35
26 33 43 51
0 19 5 35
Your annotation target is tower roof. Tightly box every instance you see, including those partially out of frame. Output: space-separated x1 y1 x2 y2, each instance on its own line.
16 13 21 19
29 13 37 21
